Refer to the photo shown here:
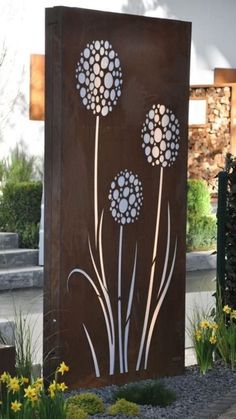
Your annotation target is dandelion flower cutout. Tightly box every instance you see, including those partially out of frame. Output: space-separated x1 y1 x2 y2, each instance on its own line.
108 170 143 225
76 40 123 116
141 104 180 167
137 104 180 371
75 39 123 247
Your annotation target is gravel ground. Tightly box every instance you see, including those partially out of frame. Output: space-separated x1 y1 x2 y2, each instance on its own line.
68 362 236 418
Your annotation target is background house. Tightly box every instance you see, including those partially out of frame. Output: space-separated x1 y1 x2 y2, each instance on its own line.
0 0 236 179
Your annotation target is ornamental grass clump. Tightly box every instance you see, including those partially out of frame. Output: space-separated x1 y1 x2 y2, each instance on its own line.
216 304 236 370
113 380 176 407
191 316 218 375
0 362 69 419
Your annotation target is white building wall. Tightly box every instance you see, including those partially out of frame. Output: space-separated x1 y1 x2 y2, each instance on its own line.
0 0 236 157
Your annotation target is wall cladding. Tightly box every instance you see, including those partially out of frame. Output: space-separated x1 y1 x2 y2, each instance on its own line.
188 86 231 190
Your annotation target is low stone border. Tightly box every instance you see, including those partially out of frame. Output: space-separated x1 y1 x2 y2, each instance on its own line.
196 388 236 419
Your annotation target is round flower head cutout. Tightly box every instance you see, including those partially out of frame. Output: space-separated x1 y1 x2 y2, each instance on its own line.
141 104 180 168
108 170 143 225
75 40 123 116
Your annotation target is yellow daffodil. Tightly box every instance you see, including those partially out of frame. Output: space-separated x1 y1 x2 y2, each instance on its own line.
0 371 9 384
48 380 60 398
209 335 217 345
210 322 218 330
57 361 69 375
195 329 202 341
20 376 29 385
49 380 57 392
231 310 236 320
49 389 55 398
11 400 22 412
223 305 232 314
59 382 68 392
34 377 43 390
8 377 20 393
199 319 210 329
24 385 39 402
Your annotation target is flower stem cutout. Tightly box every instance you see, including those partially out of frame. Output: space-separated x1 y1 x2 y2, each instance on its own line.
76 40 123 248
136 104 180 371
109 169 143 373
67 211 115 377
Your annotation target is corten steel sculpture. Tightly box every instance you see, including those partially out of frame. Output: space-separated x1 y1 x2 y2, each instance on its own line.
44 6 191 388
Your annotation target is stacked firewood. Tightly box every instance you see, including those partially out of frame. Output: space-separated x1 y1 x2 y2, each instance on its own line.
188 86 231 192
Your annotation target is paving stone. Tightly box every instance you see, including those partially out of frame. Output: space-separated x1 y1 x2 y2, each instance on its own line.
0 266 43 290
0 233 18 250
0 249 39 269
186 250 216 271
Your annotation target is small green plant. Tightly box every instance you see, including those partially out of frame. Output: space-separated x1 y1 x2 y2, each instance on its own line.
216 303 236 370
66 392 105 415
66 404 88 419
189 306 218 375
186 214 216 251
108 398 140 416
113 380 176 407
8 308 42 382
13 310 35 380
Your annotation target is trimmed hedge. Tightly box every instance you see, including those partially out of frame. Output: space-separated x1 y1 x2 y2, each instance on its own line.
0 181 42 248
187 179 216 251
187 179 212 219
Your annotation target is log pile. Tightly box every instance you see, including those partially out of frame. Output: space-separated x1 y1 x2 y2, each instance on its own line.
188 86 231 192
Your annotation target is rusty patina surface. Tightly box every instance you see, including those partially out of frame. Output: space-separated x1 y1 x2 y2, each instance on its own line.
44 6 191 387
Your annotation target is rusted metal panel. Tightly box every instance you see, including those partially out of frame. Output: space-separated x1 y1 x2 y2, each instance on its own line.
44 6 191 387
0 344 15 376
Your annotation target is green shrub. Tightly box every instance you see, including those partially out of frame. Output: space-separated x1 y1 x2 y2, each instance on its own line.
187 179 216 251
0 141 43 184
19 222 40 249
66 392 105 415
0 181 42 248
113 380 176 407
187 179 211 219
66 404 88 419
108 398 140 416
186 215 216 251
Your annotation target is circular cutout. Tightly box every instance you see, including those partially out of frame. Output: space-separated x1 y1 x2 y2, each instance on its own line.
108 170 143 225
